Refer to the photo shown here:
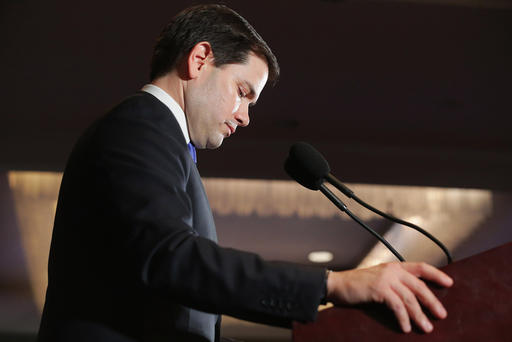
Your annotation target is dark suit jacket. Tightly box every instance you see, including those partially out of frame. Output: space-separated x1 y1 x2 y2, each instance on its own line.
38 91 326 342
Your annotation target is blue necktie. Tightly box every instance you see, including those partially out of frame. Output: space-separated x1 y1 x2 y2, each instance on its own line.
187 142 197 163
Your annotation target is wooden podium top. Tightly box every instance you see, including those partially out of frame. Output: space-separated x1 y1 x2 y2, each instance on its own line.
293 242 512 341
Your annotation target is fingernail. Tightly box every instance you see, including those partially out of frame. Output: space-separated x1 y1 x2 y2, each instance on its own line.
424 320 433 332
404 322 411 333
438 305 447 318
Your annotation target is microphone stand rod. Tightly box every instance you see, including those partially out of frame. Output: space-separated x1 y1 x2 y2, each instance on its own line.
325 173 452 264
319 184 405 262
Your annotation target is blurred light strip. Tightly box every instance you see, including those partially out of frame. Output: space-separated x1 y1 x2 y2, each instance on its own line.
7 171 493 312
203 178 492 220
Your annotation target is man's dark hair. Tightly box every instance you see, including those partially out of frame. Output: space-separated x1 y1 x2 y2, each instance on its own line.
150 4 279 85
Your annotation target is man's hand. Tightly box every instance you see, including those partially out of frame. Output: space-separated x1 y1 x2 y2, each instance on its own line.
326 262 453 333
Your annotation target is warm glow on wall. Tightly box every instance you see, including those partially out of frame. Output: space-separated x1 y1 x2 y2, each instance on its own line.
7 171 493 313
8 171 62 311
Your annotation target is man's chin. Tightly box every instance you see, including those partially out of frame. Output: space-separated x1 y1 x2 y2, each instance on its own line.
205 137 224 150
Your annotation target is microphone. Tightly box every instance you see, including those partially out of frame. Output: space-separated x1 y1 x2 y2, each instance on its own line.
284 142 453 264
284 141 330 190
285 142 405 262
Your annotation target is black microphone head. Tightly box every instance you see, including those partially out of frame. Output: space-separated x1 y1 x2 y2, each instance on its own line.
284 142 330 190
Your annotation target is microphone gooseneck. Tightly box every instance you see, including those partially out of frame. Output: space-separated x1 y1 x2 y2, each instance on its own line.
284 142 453 265
285 142 406 262
324 173 453 264
319 184 405 262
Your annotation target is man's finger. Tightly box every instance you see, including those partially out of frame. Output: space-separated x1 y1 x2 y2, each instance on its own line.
392 281 433 333
401 271 448 319
383 288 411 333
402 262 453 287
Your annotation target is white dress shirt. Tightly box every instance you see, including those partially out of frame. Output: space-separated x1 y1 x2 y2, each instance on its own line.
141 84 190 144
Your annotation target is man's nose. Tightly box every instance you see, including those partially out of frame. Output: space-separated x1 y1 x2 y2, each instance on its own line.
234 105 250 127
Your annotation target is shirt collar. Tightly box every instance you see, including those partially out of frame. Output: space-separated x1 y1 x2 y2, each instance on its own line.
141 84 190 144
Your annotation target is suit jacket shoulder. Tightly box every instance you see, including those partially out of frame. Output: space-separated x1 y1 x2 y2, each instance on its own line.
39 92 326 342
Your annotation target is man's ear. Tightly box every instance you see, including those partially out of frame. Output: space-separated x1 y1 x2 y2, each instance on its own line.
186 42 214 79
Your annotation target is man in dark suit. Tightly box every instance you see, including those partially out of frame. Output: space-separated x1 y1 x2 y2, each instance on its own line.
38 4 453 342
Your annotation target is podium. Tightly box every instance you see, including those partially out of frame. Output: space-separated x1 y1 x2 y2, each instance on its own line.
293 242 512 341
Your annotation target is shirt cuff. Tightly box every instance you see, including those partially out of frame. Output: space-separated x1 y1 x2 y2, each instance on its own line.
320 269 332 305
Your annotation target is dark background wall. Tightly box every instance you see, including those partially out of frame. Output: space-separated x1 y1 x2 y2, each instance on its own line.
1 0 511 189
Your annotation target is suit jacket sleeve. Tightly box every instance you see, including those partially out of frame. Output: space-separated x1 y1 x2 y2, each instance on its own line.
87 102 326 328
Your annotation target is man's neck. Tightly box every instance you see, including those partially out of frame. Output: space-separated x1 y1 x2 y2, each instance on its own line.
152 71 185 112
